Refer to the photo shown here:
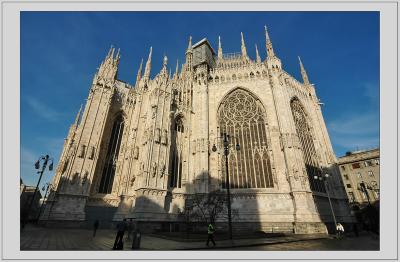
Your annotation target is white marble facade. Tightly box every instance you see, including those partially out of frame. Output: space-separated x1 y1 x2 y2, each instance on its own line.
42 28 352 233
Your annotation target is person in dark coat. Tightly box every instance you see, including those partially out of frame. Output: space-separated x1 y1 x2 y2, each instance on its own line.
113 219 127 250
206 223 216 247
93 220 99 237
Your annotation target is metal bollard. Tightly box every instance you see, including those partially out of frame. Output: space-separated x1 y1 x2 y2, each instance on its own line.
131 230 141 250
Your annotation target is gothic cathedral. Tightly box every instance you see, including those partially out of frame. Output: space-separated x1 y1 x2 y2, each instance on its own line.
42 27 352 234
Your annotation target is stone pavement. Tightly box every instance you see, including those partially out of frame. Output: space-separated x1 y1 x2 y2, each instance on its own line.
20 224 334 251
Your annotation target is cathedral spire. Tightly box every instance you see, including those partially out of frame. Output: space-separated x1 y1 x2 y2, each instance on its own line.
143 46 152 81
241 32 248 59
96 45 119 82
174 59 179 80
185 36 193 72
107 45 113 59
116 48 120 62
298 56 310 85
265 25 276 58
218 35 223 59
162 55 168 75
187 36 193 52
255 44 261 63
135 58 143 87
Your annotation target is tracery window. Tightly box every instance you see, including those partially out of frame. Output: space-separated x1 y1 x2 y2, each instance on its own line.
218 89 274 189
169 117 184 188
290 98 325 192
98 115 124 194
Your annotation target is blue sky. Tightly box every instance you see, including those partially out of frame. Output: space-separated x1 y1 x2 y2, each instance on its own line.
21 11 379 190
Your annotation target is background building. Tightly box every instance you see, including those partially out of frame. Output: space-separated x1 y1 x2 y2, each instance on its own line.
20 179 42 221
338 148 380 207
41 27 352 234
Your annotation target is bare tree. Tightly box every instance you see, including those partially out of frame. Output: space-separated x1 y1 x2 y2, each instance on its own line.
189 190 228 224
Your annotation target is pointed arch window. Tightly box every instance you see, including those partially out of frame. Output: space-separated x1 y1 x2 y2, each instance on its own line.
169 116 184 188
98 115 124 194
218 89 274 189
290 98 325 193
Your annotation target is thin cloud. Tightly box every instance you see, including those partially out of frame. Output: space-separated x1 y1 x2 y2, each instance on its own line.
362 82 379 106
328 112 379 135
25 97 64 122
327 111 379 154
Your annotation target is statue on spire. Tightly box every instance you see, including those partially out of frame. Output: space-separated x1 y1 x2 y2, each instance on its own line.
161 55 168 76
163 55 168 68
298 56 310 85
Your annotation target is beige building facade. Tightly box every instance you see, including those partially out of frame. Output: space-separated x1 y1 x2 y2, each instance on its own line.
337 149 380 207
42 27 352 234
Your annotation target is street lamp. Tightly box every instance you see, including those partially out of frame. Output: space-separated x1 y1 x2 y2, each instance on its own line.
211 132 240 240
22 155 54 229
313 171 338 233
36 182 52 221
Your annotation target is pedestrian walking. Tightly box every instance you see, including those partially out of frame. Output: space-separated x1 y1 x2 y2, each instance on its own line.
93 220 99 237
113 218 127 250
336 222 344 238
206 223 216 247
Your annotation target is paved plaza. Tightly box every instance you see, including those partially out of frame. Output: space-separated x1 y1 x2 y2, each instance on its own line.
20 225 379 251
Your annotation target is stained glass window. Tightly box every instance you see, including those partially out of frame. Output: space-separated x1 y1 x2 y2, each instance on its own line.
218 89 274 189
99 115 124 194
290 98 325 193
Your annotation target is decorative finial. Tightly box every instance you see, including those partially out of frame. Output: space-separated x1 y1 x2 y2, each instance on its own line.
265 25 275 58
143 46 152 81
174 59 179 79
255 44 261 64
298 56 310 85
241 32 248 59
218 36 223 59
74 104 83 126
135 58 144 87
107 45 113 58
187 36 192 50
116 48 120 59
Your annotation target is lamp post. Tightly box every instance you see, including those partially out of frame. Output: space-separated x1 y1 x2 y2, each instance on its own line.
212 132 240 240
36 182 52 221
22 155 53 228
313 172 337 232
